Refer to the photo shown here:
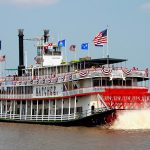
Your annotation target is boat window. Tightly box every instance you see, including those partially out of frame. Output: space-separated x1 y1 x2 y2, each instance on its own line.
76 107 82 113
93 80 99 86
102 80 107 86
126 80 132 86
113 79 123 86
63 108 69 114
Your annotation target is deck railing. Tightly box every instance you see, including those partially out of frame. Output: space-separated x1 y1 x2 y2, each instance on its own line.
0 94 32 99
0 67 148 84
0 86 147 100
0 107 111 122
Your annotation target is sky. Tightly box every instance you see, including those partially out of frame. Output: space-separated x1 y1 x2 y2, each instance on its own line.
0 0 150 71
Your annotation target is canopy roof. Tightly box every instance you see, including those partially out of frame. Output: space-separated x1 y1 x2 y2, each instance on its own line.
77 57 127 65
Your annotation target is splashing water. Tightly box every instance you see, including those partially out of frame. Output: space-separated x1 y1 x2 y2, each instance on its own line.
110 110 150 130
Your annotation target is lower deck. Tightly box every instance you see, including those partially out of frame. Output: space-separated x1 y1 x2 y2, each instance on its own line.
0 94 106 122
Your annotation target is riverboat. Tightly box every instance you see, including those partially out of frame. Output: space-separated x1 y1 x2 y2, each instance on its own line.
0 29 149 126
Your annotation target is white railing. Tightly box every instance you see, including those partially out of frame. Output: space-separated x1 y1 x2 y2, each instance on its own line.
33 86 105 98
0 113 76 121
0 87 102 99
0 94 32 99
0 107 111 122
0 67 148 84
34 86 147 98
0 86 147 100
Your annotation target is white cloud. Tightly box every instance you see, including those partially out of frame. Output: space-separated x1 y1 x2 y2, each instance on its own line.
1 0 59 6
141 2 150 10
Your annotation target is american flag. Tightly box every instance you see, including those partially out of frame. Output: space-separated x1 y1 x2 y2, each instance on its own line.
34 56 43 64
69 45 76 51
93 29 107 46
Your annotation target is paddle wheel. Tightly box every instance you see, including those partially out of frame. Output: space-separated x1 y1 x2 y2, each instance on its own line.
102 88 150 110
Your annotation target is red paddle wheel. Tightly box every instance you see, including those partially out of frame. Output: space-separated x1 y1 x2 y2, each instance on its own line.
101 88 150 110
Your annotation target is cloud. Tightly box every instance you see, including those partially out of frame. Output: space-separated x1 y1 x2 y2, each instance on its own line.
1 0 59 6
141 2 150 10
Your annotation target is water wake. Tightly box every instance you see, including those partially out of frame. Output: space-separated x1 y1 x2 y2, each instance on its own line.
110 110 150 130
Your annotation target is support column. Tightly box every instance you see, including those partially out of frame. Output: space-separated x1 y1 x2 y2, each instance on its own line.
68 98 71 120
36 100 38 121
23 85 25 99
131 78 133 87
25 100 27 120
13 101 16 119
10 101 12 119
30 100 33 120
5 100 7 119
38 68 39 79
20 100 22 120
42 100 44 121
0 100 2 117
61 98 63 121
54 99 56 120
74 96 77 119
48 100 51 121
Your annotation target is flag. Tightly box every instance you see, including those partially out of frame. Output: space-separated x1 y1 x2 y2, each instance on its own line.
34 56 43 64
81 43 88 50
48 43 53 49
93 29 107 46
0 55 5 62
58 40 65 47
0 41 1 50
69 45 76 51
43 43 53 50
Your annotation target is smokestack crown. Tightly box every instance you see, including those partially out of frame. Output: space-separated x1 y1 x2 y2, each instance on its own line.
18 29 24 36
44 29 49 43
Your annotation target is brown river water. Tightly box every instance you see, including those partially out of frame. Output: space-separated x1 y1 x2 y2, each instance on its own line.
0 110 150 150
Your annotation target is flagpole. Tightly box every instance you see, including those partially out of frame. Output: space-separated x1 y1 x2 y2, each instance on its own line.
4 59 6 76
2 61 4 76
42 37 44 66
25 50 27 69
106 26 109 66
106 26 109 56
75 47 77 60
88 43 90 57
102 46 104 58
65 40 67 63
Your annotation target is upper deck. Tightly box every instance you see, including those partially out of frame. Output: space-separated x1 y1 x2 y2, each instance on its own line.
0 63 148 87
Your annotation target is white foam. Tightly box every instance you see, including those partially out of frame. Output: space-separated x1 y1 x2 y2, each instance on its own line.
110 110 150 130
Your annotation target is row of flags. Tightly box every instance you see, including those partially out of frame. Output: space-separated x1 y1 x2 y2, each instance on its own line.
0 29 107 64
43 29 107 51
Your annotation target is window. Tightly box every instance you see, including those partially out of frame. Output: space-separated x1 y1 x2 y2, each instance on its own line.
93 80 99 86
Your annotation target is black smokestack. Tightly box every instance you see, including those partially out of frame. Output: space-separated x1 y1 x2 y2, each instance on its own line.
18 29 25 76
44 29 49 43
